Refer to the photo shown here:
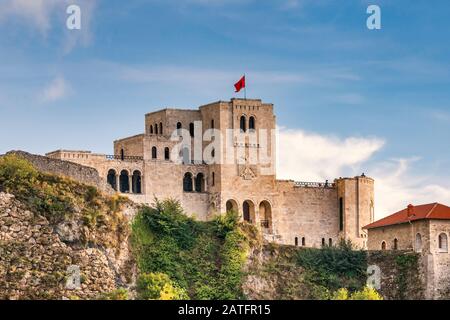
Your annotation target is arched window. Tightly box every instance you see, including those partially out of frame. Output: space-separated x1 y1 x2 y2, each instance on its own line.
393 238 398 250
259 200 272 232
339 197 344 231
176 122 182 135
183 172 193 192
438 233 448 252
211 119 215 129
189 123 194 137
249 116 255 130
195 173 204 192
240 115 246 132
211 148 215 159
243 200 255 223
329 238 333 247
107 169 117 191
226 199 238 213
164 147 170 160
150 125 153 134
302 237 306 246
119 170 129 193
381 241 386 250
212 172 215 186
132 170 142 194
295 237 298 246
155 124 159 135
415 233 423 253
152 146 157 159
159 122 163 135
322 238 325 247
120 149 124 161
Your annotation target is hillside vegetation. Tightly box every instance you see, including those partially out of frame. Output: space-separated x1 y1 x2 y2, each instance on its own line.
1 153 421 300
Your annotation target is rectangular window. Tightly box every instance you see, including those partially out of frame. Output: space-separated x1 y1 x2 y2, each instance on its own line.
339 197 344 231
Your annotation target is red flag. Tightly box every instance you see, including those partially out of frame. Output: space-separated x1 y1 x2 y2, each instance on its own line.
234 75 245 93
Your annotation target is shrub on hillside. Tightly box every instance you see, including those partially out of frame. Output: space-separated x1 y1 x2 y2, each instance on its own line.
136 272 188 300
295 239 367 295
332 286 383 300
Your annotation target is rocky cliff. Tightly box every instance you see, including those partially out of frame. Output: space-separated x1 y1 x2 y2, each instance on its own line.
0 154 138 300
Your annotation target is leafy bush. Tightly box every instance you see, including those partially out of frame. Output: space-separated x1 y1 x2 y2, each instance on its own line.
214 210 239 238
0 154 38 193
137 272 188 300
295 239 367 297
131 199 250 300
99 288 129 300
140 198 197 249
332 286 383 300
0 154 74 222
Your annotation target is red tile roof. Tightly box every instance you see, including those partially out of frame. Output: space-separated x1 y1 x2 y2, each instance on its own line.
364 203 450 229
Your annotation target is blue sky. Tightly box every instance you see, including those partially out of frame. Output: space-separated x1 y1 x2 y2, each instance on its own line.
0 0 449 216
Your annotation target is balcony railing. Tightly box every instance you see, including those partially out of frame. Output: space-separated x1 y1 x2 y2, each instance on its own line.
294 181 335 188
105 155 144 161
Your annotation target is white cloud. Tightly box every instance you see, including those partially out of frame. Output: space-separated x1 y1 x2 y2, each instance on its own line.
0 0 63 34
40 76 71 102
276 128 450 220
373 158 450 219
0 0 97 53
276 128 384 181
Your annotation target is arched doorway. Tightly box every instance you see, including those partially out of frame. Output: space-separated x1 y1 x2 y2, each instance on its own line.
226 199 238 213
107 169 117 191
132 170 142 194
119 170 129 193
183 172 193 192
243 200 255 223
259 200 272 233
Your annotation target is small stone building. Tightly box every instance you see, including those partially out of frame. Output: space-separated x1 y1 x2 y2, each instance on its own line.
47 98 375 248
364 203 450 299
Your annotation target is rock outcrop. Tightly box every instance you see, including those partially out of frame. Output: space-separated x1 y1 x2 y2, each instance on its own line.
0 192 137 300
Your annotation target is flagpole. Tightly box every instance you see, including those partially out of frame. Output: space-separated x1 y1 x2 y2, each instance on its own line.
244 73 247 100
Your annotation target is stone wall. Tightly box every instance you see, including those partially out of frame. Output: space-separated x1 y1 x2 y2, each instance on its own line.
7 151 114 195
274 181 339 247
0 192 136 300
367 250 426 300
429 220 450 299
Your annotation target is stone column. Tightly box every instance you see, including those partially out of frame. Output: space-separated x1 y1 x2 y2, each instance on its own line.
116 174 120 192
129 174 133 193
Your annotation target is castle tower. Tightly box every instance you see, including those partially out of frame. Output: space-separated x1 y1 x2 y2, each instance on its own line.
336 175 375 249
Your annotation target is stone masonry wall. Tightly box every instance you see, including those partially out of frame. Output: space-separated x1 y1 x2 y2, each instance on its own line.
6 151 114 195
0 192 137 300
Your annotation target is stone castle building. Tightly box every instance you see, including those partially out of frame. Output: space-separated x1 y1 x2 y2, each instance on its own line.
365 203 450 299
47 98 375 248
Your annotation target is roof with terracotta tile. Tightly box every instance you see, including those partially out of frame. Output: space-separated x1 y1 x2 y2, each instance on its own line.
364 203 450 229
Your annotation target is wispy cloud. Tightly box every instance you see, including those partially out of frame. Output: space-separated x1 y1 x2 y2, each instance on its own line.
276 128 384 181
276 128 450 219
39 76 71 102
430 110 450 123
0 0 97 53
0 0 62 34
